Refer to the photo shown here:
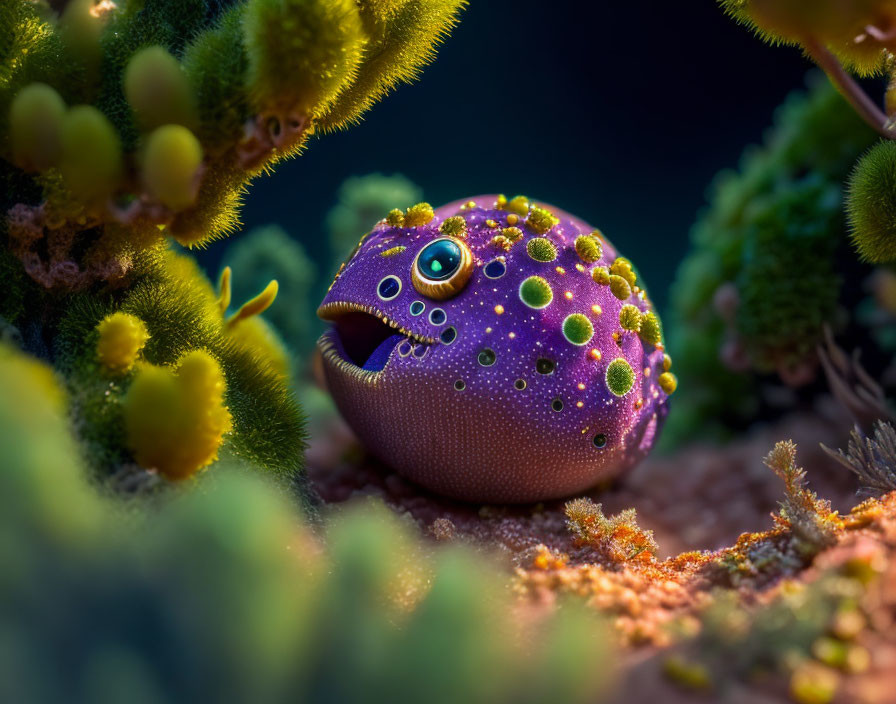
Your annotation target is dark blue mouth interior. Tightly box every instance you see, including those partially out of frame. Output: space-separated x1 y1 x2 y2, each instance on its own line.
363 333 404 371
332 312 403 372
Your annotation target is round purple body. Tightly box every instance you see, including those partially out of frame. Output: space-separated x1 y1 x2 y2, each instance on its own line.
318 196 674 503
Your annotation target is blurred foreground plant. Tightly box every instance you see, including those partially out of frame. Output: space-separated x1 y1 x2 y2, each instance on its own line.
0 344 613 704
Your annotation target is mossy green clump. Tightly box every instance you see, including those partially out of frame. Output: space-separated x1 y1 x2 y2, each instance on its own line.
0 243 308 499
847 140 896 263
0 2 463 499
665 75 878 446
563 313 594 346
605 358 635 397
243 0 365 122
2 0 464 266
526 237 558 262
519 275 553 309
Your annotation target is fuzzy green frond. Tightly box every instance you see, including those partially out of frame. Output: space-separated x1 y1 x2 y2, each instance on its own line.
182 5 251 149
847 140 896 263
319 0 467 130
243 0 367 119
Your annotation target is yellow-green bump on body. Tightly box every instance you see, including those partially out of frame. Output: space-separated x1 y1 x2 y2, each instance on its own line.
619 304 642 332
386 208 405 227
491 235 512 251
380 245 407 257
96 312 149 374
592 266 610 285
610 257 636 287
519 276 553 309
663 354 673 371
562 313 594 346
575 234 602 263
505 195 530 216
606 358 635 397
639 311 662 345
123 350 232 480
658 372 678 395
527 237 557 262
404 202 434 227
439 215 467 237
526 205 559 234
609 274 631 300
502 226 523 243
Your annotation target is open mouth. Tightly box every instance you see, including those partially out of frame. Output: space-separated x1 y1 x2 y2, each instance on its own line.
318 302 436 376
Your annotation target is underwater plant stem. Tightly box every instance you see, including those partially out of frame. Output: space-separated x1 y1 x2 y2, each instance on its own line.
804 38 896 139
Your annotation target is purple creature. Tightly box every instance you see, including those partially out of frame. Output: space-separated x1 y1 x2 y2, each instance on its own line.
318 195 677 503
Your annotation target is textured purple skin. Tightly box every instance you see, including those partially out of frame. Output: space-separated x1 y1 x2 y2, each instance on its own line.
318 196 670 503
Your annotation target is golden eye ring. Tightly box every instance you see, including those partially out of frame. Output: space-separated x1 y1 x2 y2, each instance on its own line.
411 236 474 300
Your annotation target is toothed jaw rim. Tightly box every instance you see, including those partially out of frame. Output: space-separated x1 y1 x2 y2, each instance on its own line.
317 302 435 379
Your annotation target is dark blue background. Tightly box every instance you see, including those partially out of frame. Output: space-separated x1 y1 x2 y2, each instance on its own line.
200 1 813 310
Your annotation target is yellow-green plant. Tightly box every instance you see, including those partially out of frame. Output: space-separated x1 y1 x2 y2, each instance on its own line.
720 0 896 263
0 344 614 703
0 0 465 495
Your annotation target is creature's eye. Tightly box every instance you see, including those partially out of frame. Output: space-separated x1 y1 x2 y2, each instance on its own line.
411 237 473 300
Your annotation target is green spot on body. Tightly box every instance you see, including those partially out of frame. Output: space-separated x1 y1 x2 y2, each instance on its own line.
526 237 557 262
562 313 593 346
519 276 553 309
606 358 635 397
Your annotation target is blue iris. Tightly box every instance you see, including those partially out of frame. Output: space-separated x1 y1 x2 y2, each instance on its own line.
417 239 462 281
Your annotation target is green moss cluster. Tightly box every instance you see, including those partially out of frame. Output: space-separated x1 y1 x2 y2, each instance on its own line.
847 140 896 263
0 347 613 703
664 75 878 446
2 0 464 259
0 2 462 496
